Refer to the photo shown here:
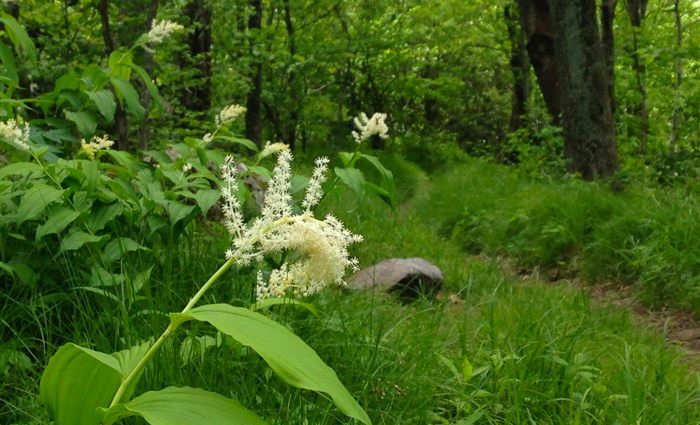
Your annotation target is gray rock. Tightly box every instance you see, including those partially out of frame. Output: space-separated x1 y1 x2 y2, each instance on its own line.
347 258 443 299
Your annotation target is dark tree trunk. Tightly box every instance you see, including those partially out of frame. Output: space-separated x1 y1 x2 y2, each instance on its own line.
137 0 160 151
98 0 130 151
519 0 562 124
670 0 682 154
600 0 617 115
505 2 531 132
626 0 649 154
423 65 440 125
245 0 263 148
550 0 620 179
284 0 298 151
180 0 212 112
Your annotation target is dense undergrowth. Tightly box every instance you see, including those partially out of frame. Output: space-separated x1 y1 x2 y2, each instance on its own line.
418 157 700 311
4 152 700 424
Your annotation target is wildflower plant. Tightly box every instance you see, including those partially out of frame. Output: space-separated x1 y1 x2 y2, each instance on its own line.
39 122 372 425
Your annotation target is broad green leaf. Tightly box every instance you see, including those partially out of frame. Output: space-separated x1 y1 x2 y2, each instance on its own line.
65 110 97 138
104 149 137 170
244 165 273 180
0 13 36 63
53 72 80 92
109 50 133 81
41 342 150 425
360 155 396 210
110 77 145 121
339 151 360 167
90 265 122 287
127 63 163 111
365 182 395 211
36 207 80 239
103 237 147 264
0 41 18 84
84 90 116 123
217 135 258 151
76 286 121 303
290 175 309 194
17 184 64 225
81 159 99 196
334 167 366 201
164 200 196 226
171 304 371 425
360 154 394 190
192 189 220 216
58 231 105 253
0 162 42 179
100 386 268 425
251 297 319 317
81 65 109 90
40 343 121 425
86 201 123 232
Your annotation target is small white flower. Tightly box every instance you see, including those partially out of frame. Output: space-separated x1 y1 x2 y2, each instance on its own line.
352 112 389 143
147 20 184 45
182 163 193 172
202 133 213 144
0 119 30 151
215 105 247 127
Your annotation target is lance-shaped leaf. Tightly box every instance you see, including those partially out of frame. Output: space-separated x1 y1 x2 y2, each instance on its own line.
40 342 150 425
171 304 372 425
100 386 267 425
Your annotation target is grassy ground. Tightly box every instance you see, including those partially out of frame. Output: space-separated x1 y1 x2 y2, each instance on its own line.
3 154 700 424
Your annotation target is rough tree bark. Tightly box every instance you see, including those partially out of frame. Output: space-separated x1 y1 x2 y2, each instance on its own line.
670 0 682 154
505 2 531 132
180 0 212 112
518 0 561 124
626 0 649 154
98 0 130 151
600 0 617 115
245 0 263 149
283 0 298 151
519 0 620 179
551 0 620 179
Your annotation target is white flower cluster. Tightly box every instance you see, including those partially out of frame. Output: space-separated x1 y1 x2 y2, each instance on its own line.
259 141 290 159
182 163 193 172
80 135 114 160
221 151 362 300
215 104 247 127
302 157 329 211
0 119 30 151
147 20 184 45
351 112 389 144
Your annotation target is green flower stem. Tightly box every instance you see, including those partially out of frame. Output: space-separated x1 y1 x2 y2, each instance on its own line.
108 254 237 408
108 216 293 408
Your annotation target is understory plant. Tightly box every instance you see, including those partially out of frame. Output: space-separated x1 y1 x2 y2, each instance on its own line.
39 142 372 424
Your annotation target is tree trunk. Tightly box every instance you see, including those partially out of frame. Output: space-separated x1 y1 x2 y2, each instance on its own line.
98 0 130 151
137 0 160 151
180 0 212 112
670 0 682 154
245 0 263 149
283 0 298 151
600 0 617 115
626 0 649 154
551 0 620 179
518 0 562 124
505 2 531 132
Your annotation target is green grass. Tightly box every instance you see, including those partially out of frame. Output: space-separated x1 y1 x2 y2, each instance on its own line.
3 154 700 425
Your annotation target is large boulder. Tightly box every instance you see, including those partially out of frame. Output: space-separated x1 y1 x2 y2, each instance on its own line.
347 258 443 299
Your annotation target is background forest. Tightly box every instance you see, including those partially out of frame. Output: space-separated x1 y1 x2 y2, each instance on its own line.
6 0 700 424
